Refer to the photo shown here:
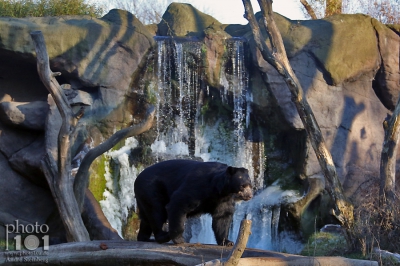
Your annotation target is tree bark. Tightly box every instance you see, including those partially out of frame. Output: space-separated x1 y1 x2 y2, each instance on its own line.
379 95 400 207
31 30 90 242
224 220 252 266
241 0 354 231
74 105 155 211
300 0 318 19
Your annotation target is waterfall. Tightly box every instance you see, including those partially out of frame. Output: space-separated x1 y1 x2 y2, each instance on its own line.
98 36 303 252
229 184 303 252
99 137 143 237
151 37 274 247
150 37 202 158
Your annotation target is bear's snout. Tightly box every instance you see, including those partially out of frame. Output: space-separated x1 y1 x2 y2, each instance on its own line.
237 185 253 201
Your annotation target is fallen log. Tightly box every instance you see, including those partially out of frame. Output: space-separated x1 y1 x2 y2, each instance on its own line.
0 240 377 266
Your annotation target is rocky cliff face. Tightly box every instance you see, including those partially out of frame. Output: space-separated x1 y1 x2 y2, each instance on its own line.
155 4 400 205
0 3 398 244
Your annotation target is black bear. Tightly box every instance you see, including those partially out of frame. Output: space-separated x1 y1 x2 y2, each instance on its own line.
134 159 253 246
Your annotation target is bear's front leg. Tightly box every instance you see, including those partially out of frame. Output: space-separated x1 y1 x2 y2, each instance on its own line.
212 201 235 246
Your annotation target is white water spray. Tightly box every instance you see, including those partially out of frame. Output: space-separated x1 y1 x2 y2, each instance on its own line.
99 137 143 237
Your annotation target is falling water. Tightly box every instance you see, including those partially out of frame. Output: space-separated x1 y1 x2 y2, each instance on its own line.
99 137 143 237
151 37 202 158
99 36 302 252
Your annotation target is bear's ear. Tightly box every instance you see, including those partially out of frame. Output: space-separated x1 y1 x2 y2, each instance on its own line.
226 166 236 176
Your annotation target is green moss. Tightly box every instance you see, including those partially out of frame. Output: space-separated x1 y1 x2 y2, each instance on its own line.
200 101 210 116
146 64 154 73
201 43 207 55
158 3 222 37
88 154 108 201
300 232 347 257
0 239 14 251
301 232 399 264
0 235 31 251
144 82 158 105
122 211 140 241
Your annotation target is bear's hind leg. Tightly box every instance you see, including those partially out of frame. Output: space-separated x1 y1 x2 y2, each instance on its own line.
137 216 153 242
137 200 153 242
166 202 187 244
148 202 170 244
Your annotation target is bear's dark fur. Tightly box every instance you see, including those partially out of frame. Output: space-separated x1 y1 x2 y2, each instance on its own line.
134 159 253 246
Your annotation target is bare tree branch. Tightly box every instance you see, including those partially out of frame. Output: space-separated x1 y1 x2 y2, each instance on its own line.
31 30 90 242
300 0 318 19
74 105 155 211
242 0 354 233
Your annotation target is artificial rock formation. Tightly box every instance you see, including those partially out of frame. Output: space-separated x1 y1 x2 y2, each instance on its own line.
0 3 398 243
157 4 400 206
0 9 155 241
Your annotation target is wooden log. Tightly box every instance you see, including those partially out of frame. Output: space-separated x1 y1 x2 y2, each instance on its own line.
3 240 373 266
224 219 252 266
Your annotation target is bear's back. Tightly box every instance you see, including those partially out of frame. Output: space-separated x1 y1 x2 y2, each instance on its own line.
135 160 228 192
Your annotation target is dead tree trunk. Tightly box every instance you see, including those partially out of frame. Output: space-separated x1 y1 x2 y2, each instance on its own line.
241 0 354 231
31 31 90 242
31 31 156 242
379 96 400 207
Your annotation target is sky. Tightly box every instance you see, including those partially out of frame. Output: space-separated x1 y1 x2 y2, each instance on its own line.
174 0 307 24
98 0 307 24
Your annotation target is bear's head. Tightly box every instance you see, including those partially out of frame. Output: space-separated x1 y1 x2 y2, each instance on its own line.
226 167 253 201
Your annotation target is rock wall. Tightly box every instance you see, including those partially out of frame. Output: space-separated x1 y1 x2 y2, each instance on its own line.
0 3 398 242
0 9 155 241
156 4 400 205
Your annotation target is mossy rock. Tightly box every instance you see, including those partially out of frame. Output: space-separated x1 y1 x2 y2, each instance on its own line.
0 9 155 91
301 232 347 257
158 3 221 37
249 13 381 86
203 24 232 88
88 154 108 202
122 212 140 240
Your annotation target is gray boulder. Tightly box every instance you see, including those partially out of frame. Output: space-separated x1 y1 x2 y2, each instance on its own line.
9 136 47 187
0 9 155 114
0 101 48 130
0 152 55 240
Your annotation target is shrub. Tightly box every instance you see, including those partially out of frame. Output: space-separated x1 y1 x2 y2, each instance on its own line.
352 194 400 255
0 0 104 18
350 178 400 265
